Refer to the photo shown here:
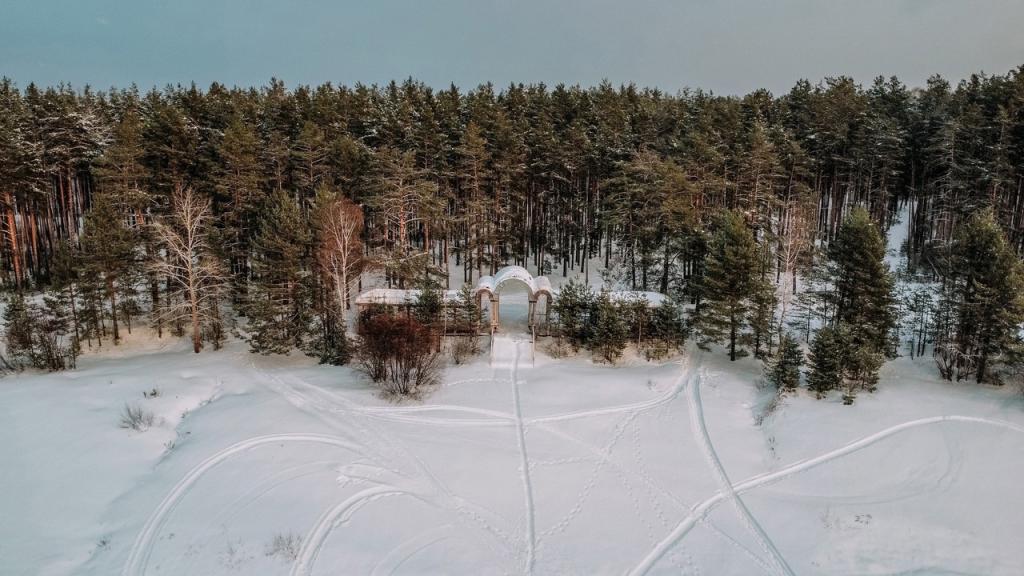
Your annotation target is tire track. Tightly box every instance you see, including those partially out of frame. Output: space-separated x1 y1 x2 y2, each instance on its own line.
121 433 365 576
370 525 454 576
259 352 706 575
179 459 341 575
355 356 690 427
688 369 794 576
509 342 537 575
289 486 407 576
261 368 520 562
283 350 701 569
628 414 1024 576
527 356 690 425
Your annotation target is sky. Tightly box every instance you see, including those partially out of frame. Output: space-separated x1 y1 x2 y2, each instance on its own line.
2 0 1023 95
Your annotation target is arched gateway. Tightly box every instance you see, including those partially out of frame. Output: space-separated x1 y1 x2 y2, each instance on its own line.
354 266 666 336
473 266 553 332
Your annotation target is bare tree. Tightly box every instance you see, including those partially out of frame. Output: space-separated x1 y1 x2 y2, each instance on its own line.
776 191 814 339
151 185 227 353
316 190 364 310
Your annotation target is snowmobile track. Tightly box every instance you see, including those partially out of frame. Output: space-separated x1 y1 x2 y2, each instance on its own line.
628 414 1024 576
688 368 795 576
509 342 537 574
289 486 407 576
121 433 365 576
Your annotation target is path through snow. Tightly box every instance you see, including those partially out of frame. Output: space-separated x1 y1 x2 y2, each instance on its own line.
4 339 1022 575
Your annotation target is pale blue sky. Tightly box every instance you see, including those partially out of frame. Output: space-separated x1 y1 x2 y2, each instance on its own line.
2 0 1022 94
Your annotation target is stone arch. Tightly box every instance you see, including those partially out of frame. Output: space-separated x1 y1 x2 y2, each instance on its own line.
473 265 553 332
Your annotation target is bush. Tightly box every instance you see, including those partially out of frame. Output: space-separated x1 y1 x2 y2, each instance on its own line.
551 278 595 350
356 311 442 397
265 533 302 561
2 292 79 371
544 337 573 359
119 402 155 431
590 291 628 364
449 335 480 364
645 299 686 360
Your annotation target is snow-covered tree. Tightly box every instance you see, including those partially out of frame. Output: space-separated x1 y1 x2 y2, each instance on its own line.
693 210 772 361
150 185 227 353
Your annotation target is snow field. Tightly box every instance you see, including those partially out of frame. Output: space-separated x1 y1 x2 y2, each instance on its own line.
2 332 1023 575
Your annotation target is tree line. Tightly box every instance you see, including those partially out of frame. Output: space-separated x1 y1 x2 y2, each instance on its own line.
1 68 1023 396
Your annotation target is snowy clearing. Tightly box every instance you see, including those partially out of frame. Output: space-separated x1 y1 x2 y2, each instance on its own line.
3 334 1024 575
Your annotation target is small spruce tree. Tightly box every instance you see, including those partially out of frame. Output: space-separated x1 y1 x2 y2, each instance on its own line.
551 278 594 350
806 326 845 399
590 291 629 364
767 333 803 391
3 293 34 368
646 299 686 359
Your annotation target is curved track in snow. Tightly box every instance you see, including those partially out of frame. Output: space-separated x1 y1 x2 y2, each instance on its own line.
290 486 407 576
687 369 794 576
121 434 364 576
628 414 1024 576
369 525 454 576
122 350 1024 576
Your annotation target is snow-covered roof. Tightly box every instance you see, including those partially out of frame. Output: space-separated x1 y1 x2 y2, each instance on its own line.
354 267 667 309
475 265 553 298
604 291 667 307
354 288 462 306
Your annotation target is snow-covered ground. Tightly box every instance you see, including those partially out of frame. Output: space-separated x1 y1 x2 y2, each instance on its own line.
3 326 1023 576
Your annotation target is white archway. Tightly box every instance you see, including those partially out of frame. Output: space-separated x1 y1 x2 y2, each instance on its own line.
474 266 553 332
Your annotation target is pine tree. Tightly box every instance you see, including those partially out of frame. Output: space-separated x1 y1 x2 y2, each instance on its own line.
767 333 803 391
80 193 137 344
413 284 444 328
33 293 77 370
694 210 772 361
246 189 311 354
49 239 81 352
842 345 883 403
749 268 778 359
829 207 896 355
645 298 686 359
806 326 845 399
551 278 594 350
94 106 150 219
292 121 330 197
935 208 1024 383
371 147 443 288
590 291 628 364
458 121 492 281
306 283 350 366
216 115 263 305
454 283 483 334
801 208 896 400
3 292 34 367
